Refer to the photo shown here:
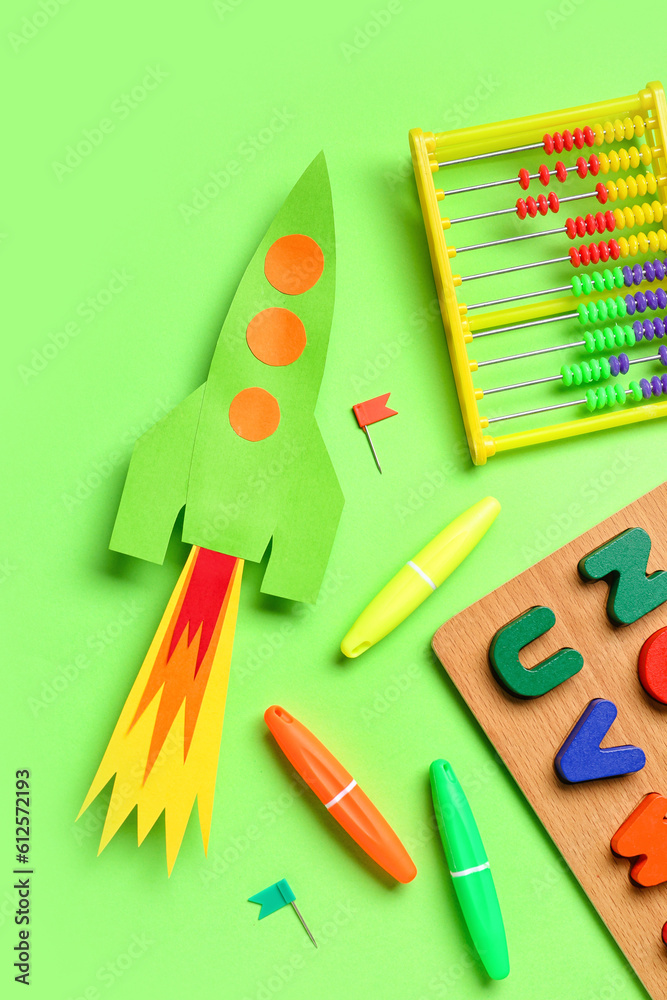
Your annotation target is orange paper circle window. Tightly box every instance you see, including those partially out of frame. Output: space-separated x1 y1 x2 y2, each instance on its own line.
229 387 280 441
246 308 306 366
264 234 324 295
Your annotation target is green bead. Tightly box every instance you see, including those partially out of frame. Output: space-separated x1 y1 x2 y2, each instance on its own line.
585 388 597 411
561 364 573 386
604 298 616 320
629 379 643 401
624 325 636 347
578 303 590 324
583 330 595 352
596 386 607 409
595 329 607 351
579 527 667 626
613 266 624 288
572 275 583 297
581 274 593 295
613 382 626 404
581 361 594 383
599 357 611 379
605 384 616 406
616 296 627 318
488 606 584 698
592 271 605 292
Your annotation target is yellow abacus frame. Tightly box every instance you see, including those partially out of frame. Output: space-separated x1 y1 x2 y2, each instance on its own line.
410 82 667 465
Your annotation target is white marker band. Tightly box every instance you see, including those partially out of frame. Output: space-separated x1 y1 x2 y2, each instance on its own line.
450 861 490 878
407 560 436 591
325 779 357 810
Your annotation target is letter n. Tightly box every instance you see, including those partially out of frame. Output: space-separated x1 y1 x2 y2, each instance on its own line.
578 527 667 625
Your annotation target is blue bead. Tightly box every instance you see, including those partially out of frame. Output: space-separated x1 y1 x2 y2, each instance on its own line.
645 261 655 282
626 294 636 315
646 290 658 310
619 353 630 374
609 354 620 375
554 699 646 784
657 288 667 309
640 378 652 399
635 291 647 313
651 376 663 396
622 265 633 287
643 319 655 341
633 319 644 341
660 345 667 366
656 318 666 338
662 374 667 393
656 260 666 281
632 263 643 285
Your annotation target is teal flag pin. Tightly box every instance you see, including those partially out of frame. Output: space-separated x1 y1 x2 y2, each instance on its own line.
248 879 317 947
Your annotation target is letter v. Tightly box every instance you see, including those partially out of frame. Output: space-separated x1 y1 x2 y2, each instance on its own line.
555 699 645 783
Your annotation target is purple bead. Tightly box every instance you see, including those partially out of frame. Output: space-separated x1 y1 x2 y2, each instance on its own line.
622 265 633 287
635 291 647 313
609 354 620 375
662 374 667 393
626 294 636 314
655 259 666 281
646 290 658 310
659 344 667 366
651 376 663 396
640 378 652 398
657 288 667 309
633 319 644 341
644 320 655 340
619 353 630 374
645 261 655 282
656 318 666 338
632 263 643 284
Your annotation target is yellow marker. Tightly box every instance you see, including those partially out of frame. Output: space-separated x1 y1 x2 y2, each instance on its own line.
341 497 500 658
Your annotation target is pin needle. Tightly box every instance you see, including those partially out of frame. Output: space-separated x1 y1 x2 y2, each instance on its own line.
364 426 382 474
291 901 317 947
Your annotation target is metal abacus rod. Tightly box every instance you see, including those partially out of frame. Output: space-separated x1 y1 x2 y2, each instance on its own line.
436 117 648 168
486 374 667 424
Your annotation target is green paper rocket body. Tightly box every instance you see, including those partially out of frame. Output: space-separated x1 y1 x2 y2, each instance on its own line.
109 152 343 603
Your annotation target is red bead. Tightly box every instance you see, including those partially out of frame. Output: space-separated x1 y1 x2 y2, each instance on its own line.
573 128 584 149
595 182 608 204
583 126 594 147
516 198 527 219
555 161 568 183
536 194 548 215
594 212 606 233
562 130 574 151
584 214 596 235
565 217 577 238
526 196 538 217
543 133 554 154
548 191 559 212
576 156 588 179
588 154 600 176
608 239 621 259
597 241 610 262
569 247 581 266
519 168 531 190
553 132 564 153
579 244 591 264
604 211 615 232
538 164 550 186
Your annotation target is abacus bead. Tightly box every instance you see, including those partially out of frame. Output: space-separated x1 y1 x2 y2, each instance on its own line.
563 130 574 150
516 199 528 219
605 384 617 406
598 242 609 262
576 156 588 178
632 264 643 285
655 260 666 280
633 116 645 137
589 155 600 176
657 289 667 309
537 194 548 215
581 361 594 383
635 291 647 313
572 275 583 296
561 365 574 386
569 247 582 266
600 356 611 379
646 290 658 310
614 383 627 404
583 126 594 146
573 128 584 148
578 303 591 324
612 267 624 288
645 261 655 282
642 319 654 341
619 353 630 375
588 244 600 263
660 345 667 366
566 218 576 238
640 378 652 399
548 192 559 212
651 376 664 396
629 379 643 400
600 328 613 349
623 325 636 347
519 168 530 190
662 375 667 392
608 239 620 259
581 274 593 295
604 211 615 232
583 330 595 352
590 358 602 380
609 354 620 376
554 132 564 152
538 165 550 186
655 318 665 338
585 389 597 411
544 133 554 154
626 295 636 315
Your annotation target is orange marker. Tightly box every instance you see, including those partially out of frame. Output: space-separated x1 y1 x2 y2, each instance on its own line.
264 706 416 883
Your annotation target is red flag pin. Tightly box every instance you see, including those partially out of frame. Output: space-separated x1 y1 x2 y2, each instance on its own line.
352 393 398 474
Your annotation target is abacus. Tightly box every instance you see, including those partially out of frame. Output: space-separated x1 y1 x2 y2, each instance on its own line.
410 82 667 465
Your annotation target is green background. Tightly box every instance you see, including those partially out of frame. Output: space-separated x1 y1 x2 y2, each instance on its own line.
3 0 666 997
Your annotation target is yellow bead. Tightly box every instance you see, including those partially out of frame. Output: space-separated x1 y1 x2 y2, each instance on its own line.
628 147 639 168
609 150 620 173
649 231 660 252
613 119 624 141
593 123 605 146
638 233 649 254
606 180 618 201
636 175 646 197
603 121 615 143
633 115 645 138
613 207 626 229
624 206 635 226
618 237 630 257
628 235 639 255
598 152 610 174
647 173 657 194
621 178 631 199
641 145 652 166
659 229 667 251
634 204 647 225
652 200 664 222
619 148 629 171
623 117 634 139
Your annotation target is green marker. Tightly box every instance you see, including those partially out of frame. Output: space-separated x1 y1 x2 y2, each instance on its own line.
429 759 509 980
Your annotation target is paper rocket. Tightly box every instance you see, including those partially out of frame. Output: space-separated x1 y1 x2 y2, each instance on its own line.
78 153 344 872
